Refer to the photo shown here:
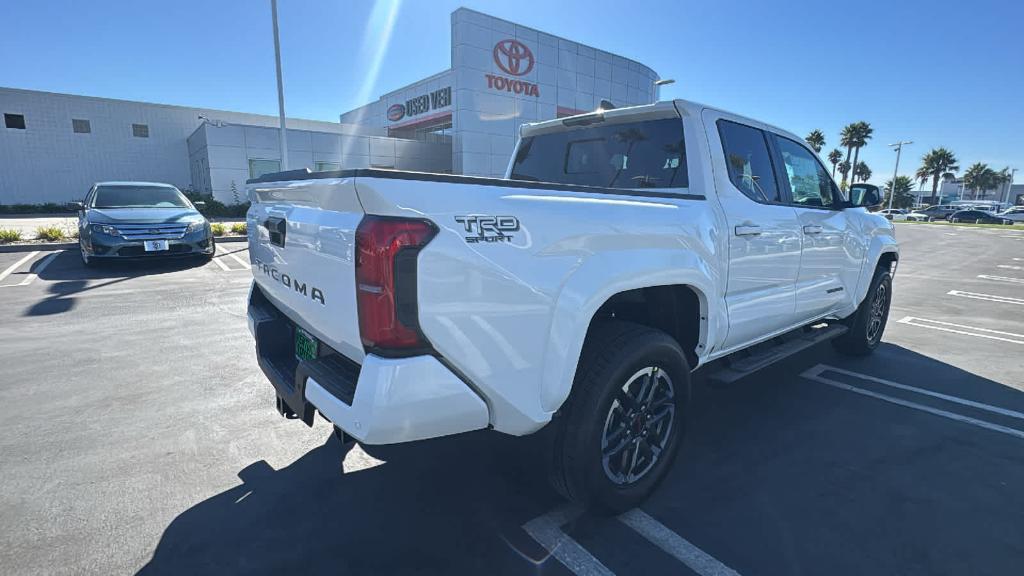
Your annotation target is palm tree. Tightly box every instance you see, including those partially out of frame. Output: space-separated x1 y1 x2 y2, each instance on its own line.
837 160 851 186
854 161 871 183
839 124 857 187
992 167 1012 202
917 147 959 205
848 121 873 188
827 149 843 178
963 162 997 200
883 175 916 209
805 130 826 153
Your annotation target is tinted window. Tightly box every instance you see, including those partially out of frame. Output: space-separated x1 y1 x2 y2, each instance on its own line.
510 118 688 189
773 135 837 208
92 185 190 208
717 120 779 202
4 113 26 129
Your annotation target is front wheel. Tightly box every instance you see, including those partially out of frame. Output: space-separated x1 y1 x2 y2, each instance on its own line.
548 321 689 514
80 244 95 268
833 266 892 356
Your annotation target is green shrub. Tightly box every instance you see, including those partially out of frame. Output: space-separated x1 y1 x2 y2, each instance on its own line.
0 203 74 214
184 192 250 218
210 223 226 237
0 228 23 243
230 222 247 235
35 226 66 242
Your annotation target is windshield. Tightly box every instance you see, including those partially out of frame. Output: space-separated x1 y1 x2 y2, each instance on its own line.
92 185 191 209
510 117 688 189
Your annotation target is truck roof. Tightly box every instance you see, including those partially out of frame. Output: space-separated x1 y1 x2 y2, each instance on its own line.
519 99 804 145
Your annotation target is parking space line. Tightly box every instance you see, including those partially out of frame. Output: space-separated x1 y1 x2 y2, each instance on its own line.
16 251 60 285
225 251 251 270
0 251 39 283
997 264 1024 271
210 254 231 271
618 509 742 576
804 364 1024 422
977 274 1024 284
896 316 1024 345
947 290 1024 306
802 365 1024 441
522 505 614 576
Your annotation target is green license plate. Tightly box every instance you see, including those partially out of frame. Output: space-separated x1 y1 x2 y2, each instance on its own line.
295 327 318 361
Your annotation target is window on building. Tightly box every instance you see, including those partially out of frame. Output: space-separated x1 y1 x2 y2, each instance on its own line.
315 161 341 172
72 119 91 134
717 120 779 203
132 123 149 138
4 113 26 129
249 159 281 179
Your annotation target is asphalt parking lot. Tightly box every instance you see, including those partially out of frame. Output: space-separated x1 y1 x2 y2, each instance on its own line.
1 224 1023 576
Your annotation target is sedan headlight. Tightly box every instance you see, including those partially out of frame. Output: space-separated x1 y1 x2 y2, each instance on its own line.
186 220 210 235
91 224 120 236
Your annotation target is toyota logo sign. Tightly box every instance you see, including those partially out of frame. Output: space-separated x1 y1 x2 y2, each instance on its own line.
387 104 406 122
493 39 534 76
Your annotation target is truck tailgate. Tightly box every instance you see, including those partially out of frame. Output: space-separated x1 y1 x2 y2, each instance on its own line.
248 177 365 363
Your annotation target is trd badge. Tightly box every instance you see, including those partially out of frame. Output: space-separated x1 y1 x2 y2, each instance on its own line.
454 215 520 243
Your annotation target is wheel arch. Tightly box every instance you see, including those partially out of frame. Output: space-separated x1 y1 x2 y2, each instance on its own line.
539 250 718 414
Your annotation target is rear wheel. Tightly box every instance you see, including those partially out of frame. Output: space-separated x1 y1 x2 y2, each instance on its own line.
548 321 689 514
833 266 892 356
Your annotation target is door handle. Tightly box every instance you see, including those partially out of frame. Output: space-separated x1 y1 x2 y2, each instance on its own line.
735 224 762 237
803 224 823 235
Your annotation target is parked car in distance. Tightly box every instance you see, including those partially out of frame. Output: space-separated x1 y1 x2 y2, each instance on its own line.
948 209 1013 225
906 205 959 221
878 208 908 221
996 206 1024 223
73 181 215 266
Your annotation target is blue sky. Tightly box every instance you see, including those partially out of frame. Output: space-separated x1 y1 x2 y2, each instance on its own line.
2 0 1021 186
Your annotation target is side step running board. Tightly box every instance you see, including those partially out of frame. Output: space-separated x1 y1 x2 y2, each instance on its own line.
706 323 848 386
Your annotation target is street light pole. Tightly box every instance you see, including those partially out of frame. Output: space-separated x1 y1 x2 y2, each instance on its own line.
271 0 289 170
1003 168 1017 206
887 140 912 210
653 78 674 102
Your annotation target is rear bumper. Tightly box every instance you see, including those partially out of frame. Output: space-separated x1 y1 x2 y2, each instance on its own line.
247 283 489 444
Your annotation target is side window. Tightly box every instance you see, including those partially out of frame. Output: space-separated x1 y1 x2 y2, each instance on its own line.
717 120 779 203
773 135 837 208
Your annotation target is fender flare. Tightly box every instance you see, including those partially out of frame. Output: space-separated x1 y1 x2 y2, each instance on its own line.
539 248 720 413
853 235 899 307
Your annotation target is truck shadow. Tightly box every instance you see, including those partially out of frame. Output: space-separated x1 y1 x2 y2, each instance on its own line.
136 431 562 576
137 343 1024 576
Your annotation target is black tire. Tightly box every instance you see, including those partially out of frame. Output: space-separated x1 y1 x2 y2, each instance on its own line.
833 266 892 356
548 321 690 514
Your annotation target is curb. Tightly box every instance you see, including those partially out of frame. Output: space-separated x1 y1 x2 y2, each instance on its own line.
0 242 76 253
0 236 247 253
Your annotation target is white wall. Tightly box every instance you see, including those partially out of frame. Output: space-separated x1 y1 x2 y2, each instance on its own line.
189 123 452 204
0 87 379 205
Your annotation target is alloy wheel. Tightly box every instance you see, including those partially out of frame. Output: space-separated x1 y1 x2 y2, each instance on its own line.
600 366 675 485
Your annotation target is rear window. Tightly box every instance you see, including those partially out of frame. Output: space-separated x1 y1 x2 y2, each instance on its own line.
510 118 688 189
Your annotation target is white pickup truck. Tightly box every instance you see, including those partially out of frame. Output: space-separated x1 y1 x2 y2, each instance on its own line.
245 99 898 511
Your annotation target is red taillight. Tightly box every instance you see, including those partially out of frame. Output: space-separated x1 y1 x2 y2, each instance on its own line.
355 216 437 353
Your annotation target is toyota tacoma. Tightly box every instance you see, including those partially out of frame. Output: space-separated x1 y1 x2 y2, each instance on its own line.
244 99 898 512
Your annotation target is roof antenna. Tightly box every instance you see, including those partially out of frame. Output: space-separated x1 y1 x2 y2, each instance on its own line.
597 99 616 111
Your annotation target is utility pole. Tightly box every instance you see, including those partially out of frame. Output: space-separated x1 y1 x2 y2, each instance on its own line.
1003 168 1017 206
887 140 912 210
271 0 289 170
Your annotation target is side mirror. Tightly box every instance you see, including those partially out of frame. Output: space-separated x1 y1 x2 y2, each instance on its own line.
849 184 882 208
67 201 84 211
193 201 207 211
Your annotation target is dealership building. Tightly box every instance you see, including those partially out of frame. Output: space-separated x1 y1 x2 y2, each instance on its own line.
0 7 660 205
